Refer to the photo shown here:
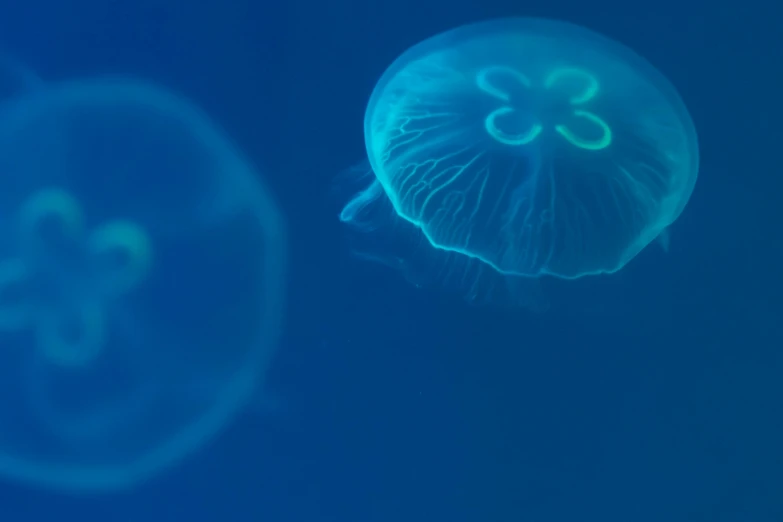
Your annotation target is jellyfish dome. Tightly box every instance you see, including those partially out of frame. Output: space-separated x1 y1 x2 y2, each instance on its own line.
0 78 286 491
339 17 698 303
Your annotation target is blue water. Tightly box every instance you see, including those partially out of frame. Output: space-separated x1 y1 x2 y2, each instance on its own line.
0 0 781 520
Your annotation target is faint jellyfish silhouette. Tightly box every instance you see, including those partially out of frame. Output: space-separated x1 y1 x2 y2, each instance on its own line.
0 77 287 492
337 18 699 308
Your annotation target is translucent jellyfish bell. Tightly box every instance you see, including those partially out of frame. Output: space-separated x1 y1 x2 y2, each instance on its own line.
0 77 287 492
338 18 699 306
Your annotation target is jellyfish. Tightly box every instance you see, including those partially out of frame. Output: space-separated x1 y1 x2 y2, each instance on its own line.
338 17 699 307
0 77 287 492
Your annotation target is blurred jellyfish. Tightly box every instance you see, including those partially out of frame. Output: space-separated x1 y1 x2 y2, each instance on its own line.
0 77 286 492
337 18 699 307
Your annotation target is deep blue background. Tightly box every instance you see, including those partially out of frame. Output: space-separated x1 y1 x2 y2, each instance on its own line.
0 0 781 520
